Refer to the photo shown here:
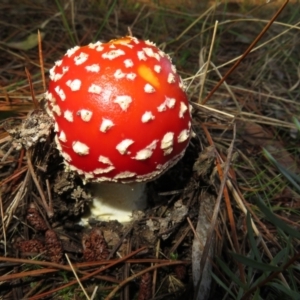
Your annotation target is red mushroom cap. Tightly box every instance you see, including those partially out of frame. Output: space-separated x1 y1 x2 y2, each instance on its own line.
46 36 192 183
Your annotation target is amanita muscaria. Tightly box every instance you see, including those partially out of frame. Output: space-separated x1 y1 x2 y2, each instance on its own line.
45 36 192 223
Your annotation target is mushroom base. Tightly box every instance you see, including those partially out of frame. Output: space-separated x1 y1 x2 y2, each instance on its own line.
81 182 147 225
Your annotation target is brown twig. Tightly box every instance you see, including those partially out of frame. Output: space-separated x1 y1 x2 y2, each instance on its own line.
2 170 30 230
28 247 148 300
0 166 28 187
213 125 245 282
0 255 189 273
45 179 53 218
0 190 6 255
65 254 91 300
196 123 246 289
26 149 53 218
167 225 191 257
105 261 188 300
0 264 119 284
201 0 290 105
24 67 39 109
38 30 46 92
152 239 160 297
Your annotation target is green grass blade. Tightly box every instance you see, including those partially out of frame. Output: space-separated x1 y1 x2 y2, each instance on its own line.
252 288 263 300
93 0 117 42
55 0 76 45
237 286 245 300
268 282 300 300
216 257 246 289
230 252 279 272
293 116 300 131
271 247 288 266
249 247 287 290
263 148 300 192
246 251 255 286
288 267 299 292
246 212 261 262
256 196 300 239
210 272 236 299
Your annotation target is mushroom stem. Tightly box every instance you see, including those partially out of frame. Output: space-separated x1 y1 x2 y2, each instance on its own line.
83 182 147 224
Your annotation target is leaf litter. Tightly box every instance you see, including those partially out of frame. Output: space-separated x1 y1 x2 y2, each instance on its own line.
0 1 300 299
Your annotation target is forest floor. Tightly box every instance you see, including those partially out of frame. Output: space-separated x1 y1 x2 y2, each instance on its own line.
0 1 299 299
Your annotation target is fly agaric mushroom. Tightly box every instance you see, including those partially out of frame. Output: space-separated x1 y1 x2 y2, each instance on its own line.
45 36 192 223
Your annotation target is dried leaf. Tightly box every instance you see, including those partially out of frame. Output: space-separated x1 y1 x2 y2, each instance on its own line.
238 121 299 173
3 31 46 51
146 200 188 240
193 146 215 178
